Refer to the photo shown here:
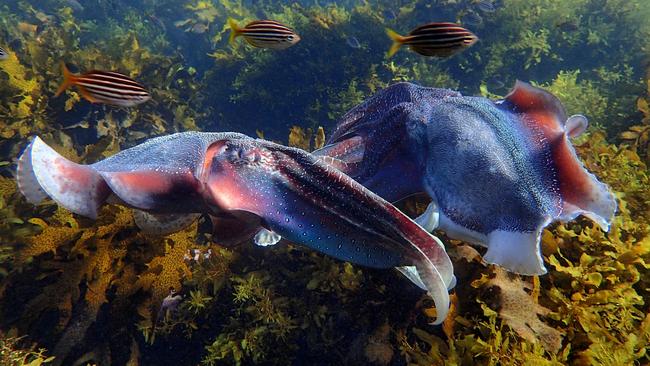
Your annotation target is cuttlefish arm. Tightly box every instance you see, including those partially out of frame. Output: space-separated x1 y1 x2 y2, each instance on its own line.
203 138 454 324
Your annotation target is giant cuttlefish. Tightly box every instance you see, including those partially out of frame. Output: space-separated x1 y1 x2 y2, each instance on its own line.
16 132 454 323
313 81 616 276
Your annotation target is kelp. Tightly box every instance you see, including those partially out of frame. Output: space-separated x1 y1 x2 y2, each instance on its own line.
0 332 54 366
0 0 649 365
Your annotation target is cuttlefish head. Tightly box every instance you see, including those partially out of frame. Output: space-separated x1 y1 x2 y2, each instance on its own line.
202 137 455 324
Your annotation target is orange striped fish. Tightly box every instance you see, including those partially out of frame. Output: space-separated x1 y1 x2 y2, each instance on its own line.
55 63 151 107
228 18 300 50
386 22 478 58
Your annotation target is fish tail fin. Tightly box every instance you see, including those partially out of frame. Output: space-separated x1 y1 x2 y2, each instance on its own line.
17 136 111 219
228 17 242 44
55 62 76 97
385 28 404 57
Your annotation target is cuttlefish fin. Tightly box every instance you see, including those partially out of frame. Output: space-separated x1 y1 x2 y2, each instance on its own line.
133 210 200 236
16 139 49 205
254 228 282 247
503 81 616 231
16 137 110 219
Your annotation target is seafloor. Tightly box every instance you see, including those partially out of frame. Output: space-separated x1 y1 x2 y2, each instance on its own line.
0 0 649 365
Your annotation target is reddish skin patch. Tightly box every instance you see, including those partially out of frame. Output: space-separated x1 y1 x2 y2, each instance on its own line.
111 171 175 194
109 170 199 199
205 162 258 212
54 157 97 194
506 82 593 209
551 138 592 207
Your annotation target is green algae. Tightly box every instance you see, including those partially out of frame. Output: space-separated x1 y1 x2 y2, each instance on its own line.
0 0 648 365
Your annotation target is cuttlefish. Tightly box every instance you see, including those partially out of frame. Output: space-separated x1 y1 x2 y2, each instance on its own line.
17 132 454 323
313 81 616 276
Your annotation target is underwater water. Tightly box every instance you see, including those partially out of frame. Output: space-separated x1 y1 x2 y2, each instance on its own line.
1 0 650 365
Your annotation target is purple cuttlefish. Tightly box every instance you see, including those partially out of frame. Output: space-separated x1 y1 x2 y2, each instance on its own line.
17 132 454 323
314 81 616 276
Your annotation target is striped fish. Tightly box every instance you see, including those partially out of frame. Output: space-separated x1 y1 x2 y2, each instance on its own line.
55 63 150 107
228 18 300 50
386 22 478 58
0 46 8 60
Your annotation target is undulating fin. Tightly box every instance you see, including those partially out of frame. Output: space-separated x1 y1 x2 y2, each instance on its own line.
132 210 200 236
254 228 281 246
16 139 49 204
502 81 616 231
18 137 110 219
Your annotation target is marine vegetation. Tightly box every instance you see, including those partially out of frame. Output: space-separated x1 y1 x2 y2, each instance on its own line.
0 0 649 365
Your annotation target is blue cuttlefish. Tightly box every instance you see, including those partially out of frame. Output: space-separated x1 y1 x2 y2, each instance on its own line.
17 132 454 324
313 81 616 276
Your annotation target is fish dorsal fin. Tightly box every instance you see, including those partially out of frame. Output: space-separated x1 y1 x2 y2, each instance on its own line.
503 80 567 136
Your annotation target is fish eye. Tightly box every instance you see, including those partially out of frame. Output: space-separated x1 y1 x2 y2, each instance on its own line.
287 35 294 41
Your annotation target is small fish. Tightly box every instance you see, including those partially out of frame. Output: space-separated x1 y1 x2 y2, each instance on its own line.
228 18 300 50
0 47 7 60
461 11 483 27
474 0 496 13
190 23 209 34
386 22 478 58
55 63 151 107
346 36 361 49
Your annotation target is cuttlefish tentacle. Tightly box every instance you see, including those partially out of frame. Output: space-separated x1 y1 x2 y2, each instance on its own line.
316 81 616 277
17 131 455 324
